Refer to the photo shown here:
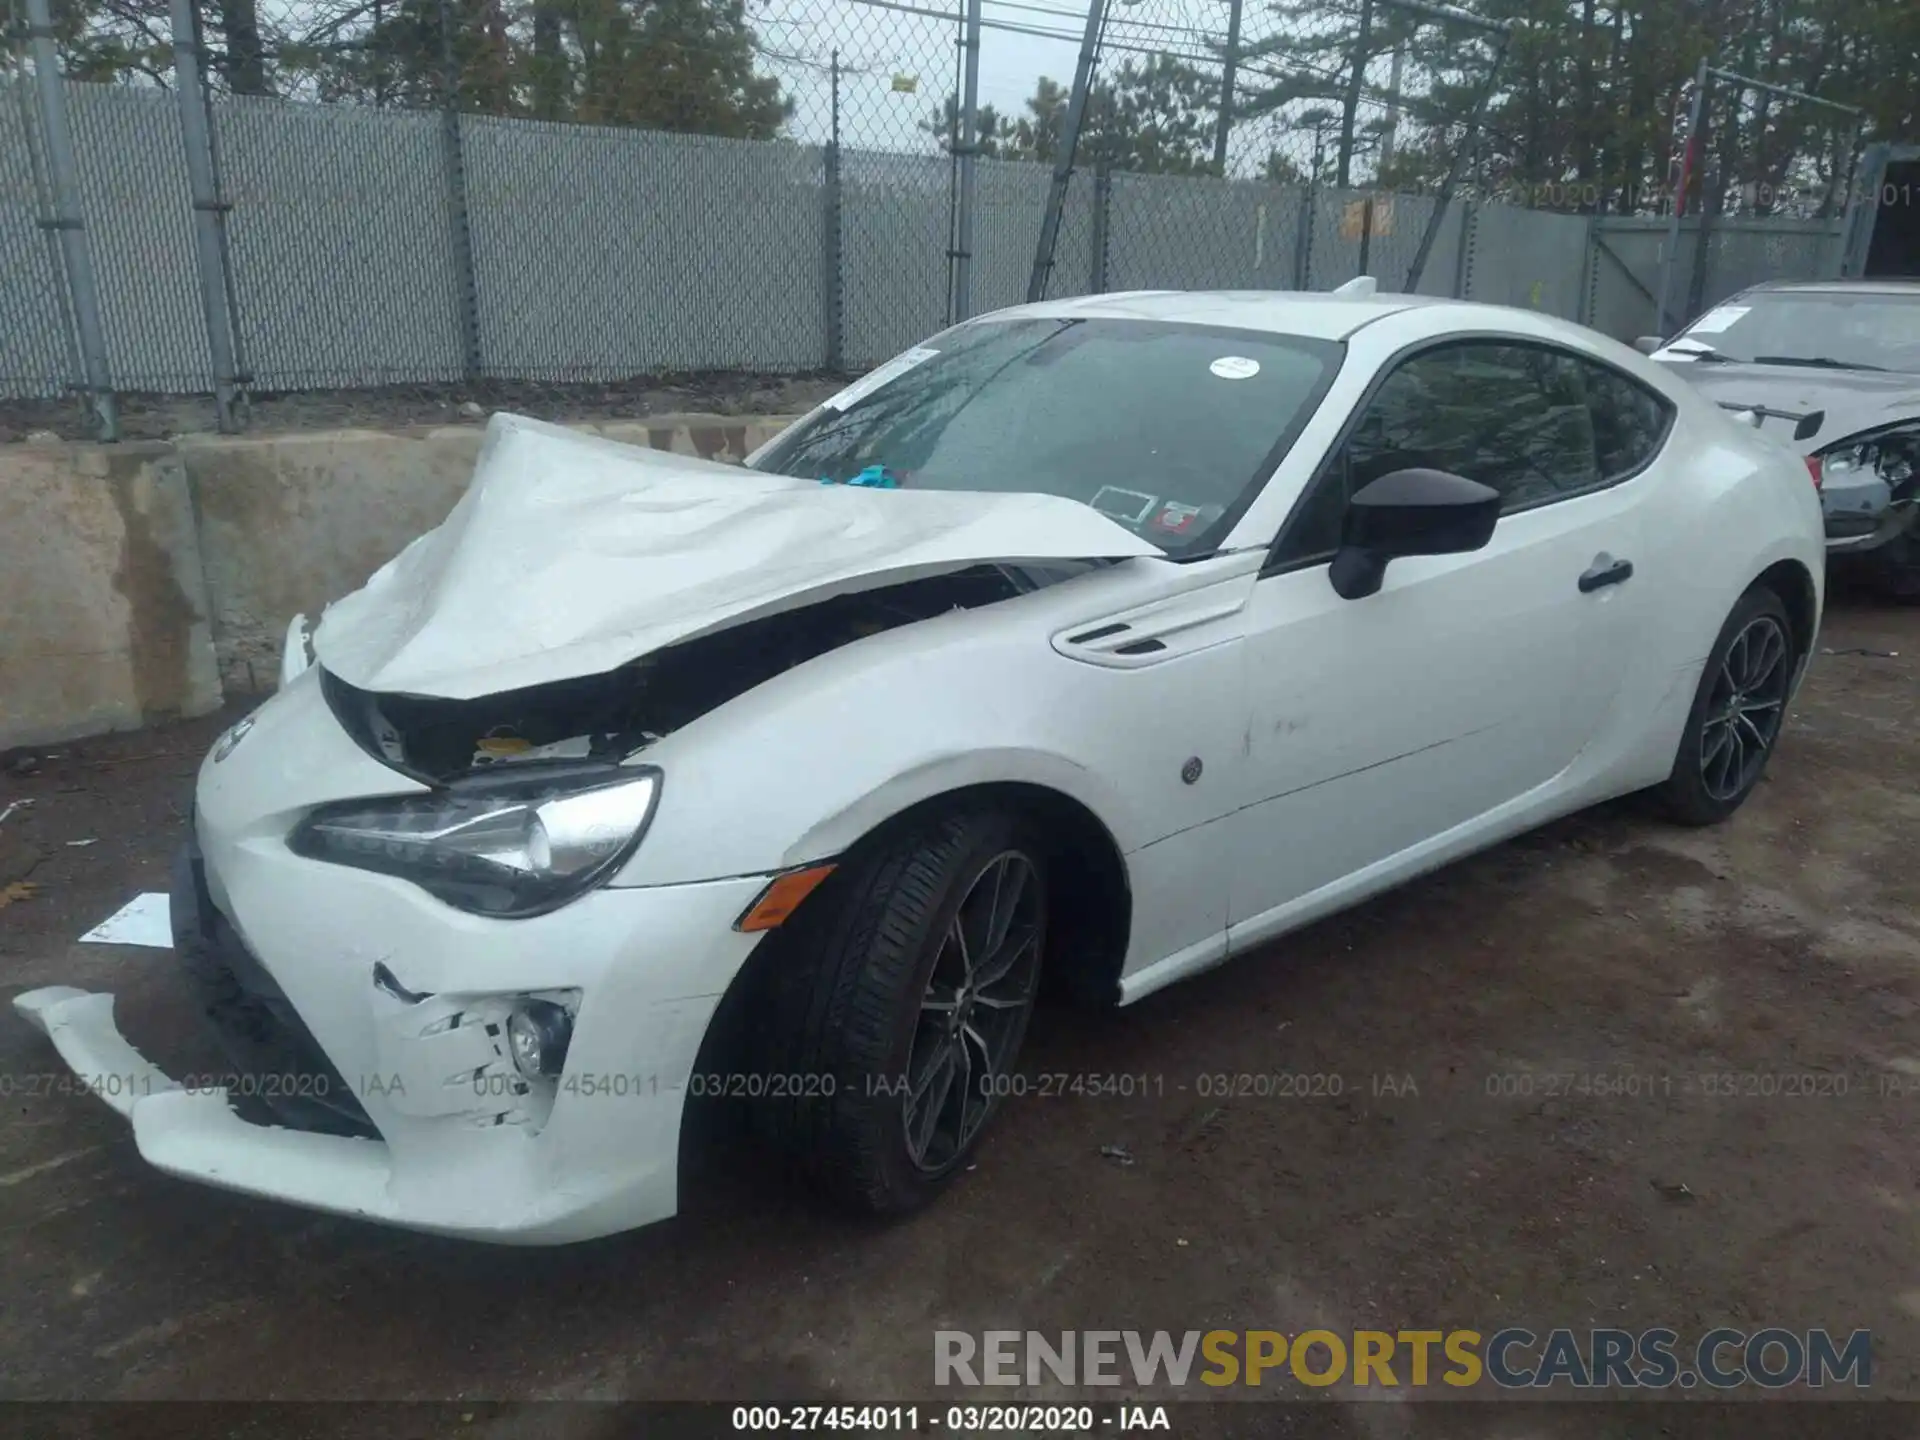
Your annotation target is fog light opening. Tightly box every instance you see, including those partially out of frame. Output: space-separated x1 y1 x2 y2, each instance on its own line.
506 999 573 1080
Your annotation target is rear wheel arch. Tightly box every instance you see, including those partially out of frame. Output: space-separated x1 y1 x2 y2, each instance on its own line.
1752 558 1818 679
1653 581 1798 826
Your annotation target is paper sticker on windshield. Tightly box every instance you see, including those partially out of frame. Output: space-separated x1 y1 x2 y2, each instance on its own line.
1150 501 1205 535
1210 356 1261 380
824 347 939 412
1091 486 1159 525
1686 305 1749 335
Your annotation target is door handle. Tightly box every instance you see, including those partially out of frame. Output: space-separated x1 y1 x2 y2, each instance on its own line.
1578 555 1634 593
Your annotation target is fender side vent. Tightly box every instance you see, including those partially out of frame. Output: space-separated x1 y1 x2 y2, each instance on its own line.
1114 638 1167 656
1067 622 1132 644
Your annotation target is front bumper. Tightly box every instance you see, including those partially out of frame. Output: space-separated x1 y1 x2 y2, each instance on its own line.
1822 470 1915 555
12 677 774 1243
14 859 768 1243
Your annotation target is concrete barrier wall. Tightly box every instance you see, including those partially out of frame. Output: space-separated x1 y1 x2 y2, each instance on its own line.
0 415 797 750
0 441 223 748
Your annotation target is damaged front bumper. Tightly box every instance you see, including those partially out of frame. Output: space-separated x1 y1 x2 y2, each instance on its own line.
1821 460 1915 553
13 837 771 1246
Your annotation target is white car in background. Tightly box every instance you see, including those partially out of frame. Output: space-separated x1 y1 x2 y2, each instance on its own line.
1639 278 1920 598
16 286 1823 1244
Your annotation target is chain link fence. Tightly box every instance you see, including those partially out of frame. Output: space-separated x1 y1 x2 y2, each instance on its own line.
0 72 73 399
0 0 1866 437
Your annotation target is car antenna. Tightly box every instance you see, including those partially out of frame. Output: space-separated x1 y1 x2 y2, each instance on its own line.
1331 276 1378 299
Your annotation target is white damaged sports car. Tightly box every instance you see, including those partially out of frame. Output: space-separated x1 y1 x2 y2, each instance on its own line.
16 287 1824 1243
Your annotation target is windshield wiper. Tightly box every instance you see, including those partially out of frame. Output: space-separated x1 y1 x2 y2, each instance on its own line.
1749 355 1889 372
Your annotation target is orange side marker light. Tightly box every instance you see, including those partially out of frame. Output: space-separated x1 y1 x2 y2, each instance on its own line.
734 863 837 932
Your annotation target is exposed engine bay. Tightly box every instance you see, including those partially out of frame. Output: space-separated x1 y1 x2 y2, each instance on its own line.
320 563 1081 782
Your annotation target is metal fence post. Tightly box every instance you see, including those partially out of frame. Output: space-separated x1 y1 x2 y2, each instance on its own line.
437 0 482 382
1685 161 1719 319
1293 183 1316 289
1832 117 1868 277
22 0 116 439
1578 212 1599 326
1451 201 1475 298
1087 164 1111 293
170 0 242 432
951 0 982 320
203 81 250 416
822 49 844 371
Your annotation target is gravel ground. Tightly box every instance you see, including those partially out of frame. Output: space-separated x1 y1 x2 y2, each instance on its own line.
0 598 1917 1439
0 373 848 444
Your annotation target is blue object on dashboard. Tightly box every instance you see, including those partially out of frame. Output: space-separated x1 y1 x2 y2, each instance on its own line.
820 465 901 488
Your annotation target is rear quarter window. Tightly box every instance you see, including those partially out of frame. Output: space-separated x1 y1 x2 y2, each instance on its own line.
1582 360 1674 479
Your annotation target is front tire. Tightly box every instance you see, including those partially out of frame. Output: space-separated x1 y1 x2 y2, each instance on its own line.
754 807 1047 1215
1652 585 1796 826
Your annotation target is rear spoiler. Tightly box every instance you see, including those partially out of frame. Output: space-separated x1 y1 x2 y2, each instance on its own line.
1717 401 1826 442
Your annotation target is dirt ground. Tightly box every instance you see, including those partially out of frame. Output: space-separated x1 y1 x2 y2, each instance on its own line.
0 373 847 444
1 598 1917 1437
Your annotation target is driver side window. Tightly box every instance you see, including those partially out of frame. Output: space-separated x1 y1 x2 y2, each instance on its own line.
1271 340 1609 567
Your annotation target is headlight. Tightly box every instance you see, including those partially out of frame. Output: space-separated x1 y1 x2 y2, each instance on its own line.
289 766 660 918
1818 427 1919 488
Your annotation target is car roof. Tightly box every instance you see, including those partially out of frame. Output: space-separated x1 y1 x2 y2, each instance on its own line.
1744 277 1920 297
1015 288 1454 340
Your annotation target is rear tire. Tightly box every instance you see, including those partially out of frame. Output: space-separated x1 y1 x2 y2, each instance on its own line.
1652 586 1796 827
751 807 1047 1215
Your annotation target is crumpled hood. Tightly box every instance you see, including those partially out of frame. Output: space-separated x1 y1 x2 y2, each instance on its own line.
312 414 1162 699
1664 361 1920 453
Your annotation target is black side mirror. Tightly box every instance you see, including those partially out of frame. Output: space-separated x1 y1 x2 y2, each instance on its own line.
1329 468 1501 600
1633 335 1665 355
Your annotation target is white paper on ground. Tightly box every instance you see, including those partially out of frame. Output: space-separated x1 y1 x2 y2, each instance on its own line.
1686 305 1750 334
80 892 172 948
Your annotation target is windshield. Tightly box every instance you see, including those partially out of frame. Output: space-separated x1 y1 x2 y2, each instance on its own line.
1670 291 1920 374
752 318 1343 556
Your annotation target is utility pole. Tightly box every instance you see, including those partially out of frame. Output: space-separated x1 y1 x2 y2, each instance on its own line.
1379 43 1405 168
1336 0 1373 188
1029 0 1110 302
170 0 242 432
1654 57 1710 337
1398 0 1513 294
1212 0 1243 176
